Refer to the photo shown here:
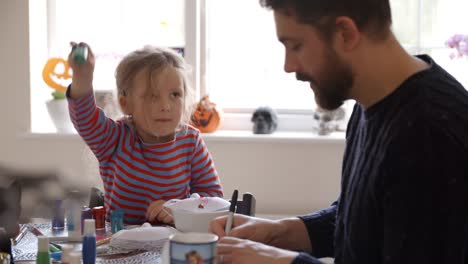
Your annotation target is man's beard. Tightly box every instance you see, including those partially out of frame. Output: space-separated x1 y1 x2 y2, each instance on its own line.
296 49 353 110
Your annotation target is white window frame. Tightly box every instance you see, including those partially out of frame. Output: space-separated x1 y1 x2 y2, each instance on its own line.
33 0 467 135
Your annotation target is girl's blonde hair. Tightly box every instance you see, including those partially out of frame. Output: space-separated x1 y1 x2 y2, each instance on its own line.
115 46 195 126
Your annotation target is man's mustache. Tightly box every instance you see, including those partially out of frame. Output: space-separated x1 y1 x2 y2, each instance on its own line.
296 73 318 88
296 72 313 82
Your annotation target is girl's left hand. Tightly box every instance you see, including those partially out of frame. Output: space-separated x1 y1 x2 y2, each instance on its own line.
146 199 174 225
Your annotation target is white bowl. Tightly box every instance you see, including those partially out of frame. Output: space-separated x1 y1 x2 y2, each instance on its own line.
172 209 229 233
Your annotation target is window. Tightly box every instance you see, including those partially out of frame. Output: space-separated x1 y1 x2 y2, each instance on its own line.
205 0 314 112
32 0 468 133
390 0 468 85
32 0 186 133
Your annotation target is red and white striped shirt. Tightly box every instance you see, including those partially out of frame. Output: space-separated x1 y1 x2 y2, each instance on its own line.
67 90 223 224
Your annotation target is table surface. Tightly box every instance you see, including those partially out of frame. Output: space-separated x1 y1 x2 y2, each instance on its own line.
13 222 163 263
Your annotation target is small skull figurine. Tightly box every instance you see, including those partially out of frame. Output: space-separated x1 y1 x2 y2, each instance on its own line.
313 107 346 135
251 106 278 134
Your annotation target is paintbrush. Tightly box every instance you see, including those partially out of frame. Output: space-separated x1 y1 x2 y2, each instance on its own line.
12 224 28 245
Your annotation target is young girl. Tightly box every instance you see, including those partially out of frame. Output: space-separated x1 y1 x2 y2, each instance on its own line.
67 43 223 225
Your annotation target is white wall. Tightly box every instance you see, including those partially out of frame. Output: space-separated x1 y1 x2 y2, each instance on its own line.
0 0 345 217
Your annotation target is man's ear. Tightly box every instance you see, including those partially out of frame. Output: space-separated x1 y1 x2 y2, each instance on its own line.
334 16 360 52
119 95 131 115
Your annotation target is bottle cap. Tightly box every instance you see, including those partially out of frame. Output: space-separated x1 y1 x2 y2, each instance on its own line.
37 236 49 252
83 219 96 236
60 244 73 263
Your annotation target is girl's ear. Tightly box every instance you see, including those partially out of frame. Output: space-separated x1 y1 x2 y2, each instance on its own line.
119 95 131 115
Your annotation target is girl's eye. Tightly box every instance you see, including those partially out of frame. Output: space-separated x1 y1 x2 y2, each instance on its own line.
171 91 182 98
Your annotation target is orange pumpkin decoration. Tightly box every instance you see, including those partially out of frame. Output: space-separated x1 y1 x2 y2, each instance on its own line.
191 96 222 133
42 57 72 93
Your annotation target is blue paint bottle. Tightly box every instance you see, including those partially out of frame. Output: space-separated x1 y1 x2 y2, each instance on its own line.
82 219 96 264
110 210 124 234
52 199 65 229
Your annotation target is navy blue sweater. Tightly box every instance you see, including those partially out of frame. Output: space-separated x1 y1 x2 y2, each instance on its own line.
293 55 468 264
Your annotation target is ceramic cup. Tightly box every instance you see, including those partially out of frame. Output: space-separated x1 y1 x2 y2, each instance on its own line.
172 209 228 233
165 232 218 264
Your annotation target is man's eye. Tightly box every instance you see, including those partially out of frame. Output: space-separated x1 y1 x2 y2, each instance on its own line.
291 44 302 52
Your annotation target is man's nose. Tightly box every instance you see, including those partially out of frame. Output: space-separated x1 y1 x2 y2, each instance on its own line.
284 53 299 73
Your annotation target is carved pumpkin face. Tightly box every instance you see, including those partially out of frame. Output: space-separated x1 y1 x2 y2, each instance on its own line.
42 58 72 93
190 96 222 133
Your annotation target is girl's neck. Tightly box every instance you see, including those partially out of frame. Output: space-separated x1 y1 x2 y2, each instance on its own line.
139 131 176 144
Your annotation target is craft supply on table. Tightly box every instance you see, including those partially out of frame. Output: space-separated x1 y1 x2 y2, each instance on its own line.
12 224 27 245
0 252 10 264
52 199 65 229
225 189 239 235
92 206 106 230
96 237 111 247
36 236 50 264
0 230 13 264
82 219 97 264
81 207 93 235
61 244 73 263
69 251 82 264
27 224 44 237
109 222 176 253
49 242 61 252
50 251 62 261
67 199 82 240
14 222 164 263
110 210 124 234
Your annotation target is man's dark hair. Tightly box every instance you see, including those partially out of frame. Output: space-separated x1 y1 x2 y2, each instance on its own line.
259 0 392 41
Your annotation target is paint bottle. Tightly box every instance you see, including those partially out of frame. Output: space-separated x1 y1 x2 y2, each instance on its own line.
66 200 82 241
0 230 13 264
82 219 96 264
92 206 106 230
0 252 11 264
68 252 81 264
81 207 93 235
36 236 50 264
110 210 124 233
72 45 88 65
60 244 73 264
52 199 65 229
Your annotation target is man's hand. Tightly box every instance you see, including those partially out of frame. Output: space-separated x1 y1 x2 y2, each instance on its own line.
210 214 312 252
217 236 298 264
210 214 283 245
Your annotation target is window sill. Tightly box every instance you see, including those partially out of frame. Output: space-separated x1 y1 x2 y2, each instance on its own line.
21 129 345 144
201 130 345 144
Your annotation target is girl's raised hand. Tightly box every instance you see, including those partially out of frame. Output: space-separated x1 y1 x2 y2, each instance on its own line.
68 41 95 99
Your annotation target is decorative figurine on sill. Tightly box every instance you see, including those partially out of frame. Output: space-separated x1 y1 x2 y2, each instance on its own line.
251 106 278 134
42 57 72 100
42 57 76 133
312 106 346 135
191 96 223 133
